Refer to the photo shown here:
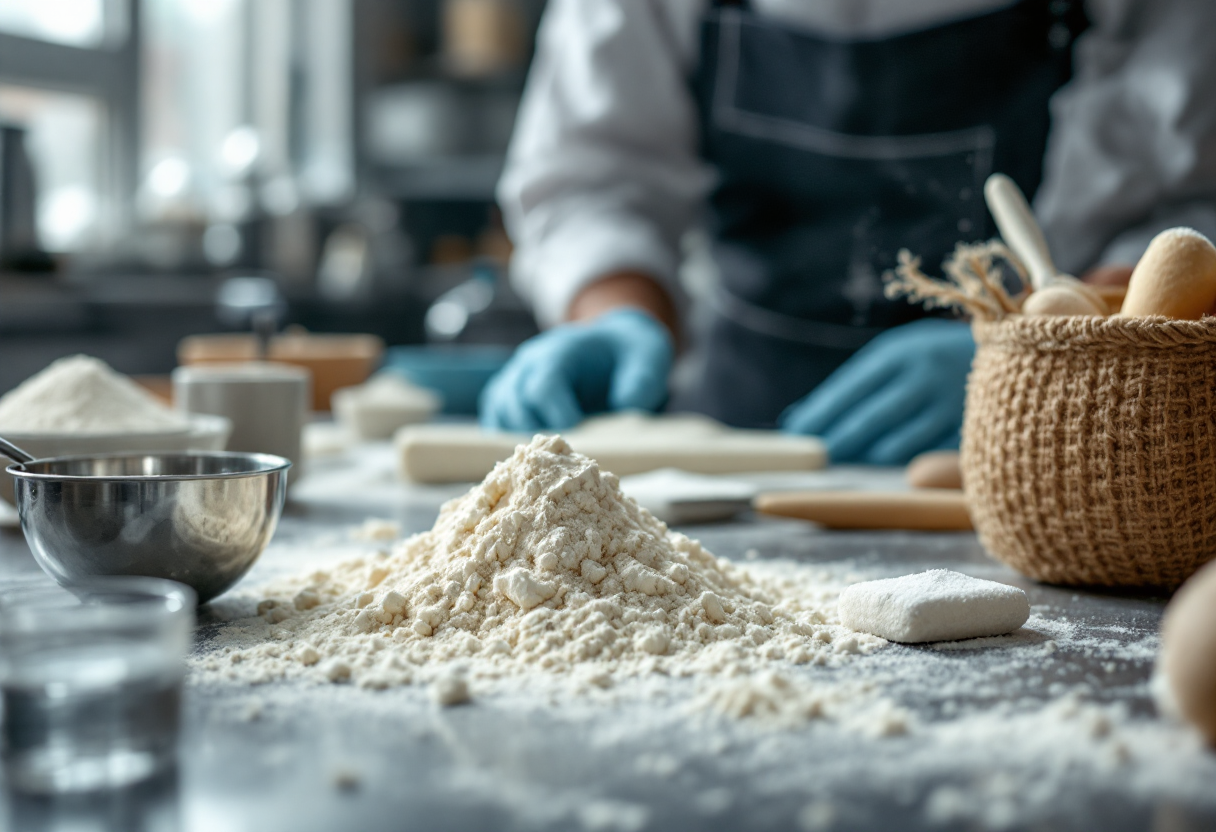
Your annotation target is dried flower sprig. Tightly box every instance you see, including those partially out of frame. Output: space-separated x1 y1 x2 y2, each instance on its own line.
884 240 1027 322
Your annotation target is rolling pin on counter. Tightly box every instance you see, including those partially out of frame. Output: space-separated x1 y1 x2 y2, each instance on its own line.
754 450 971 531
395 420 972 532
754 489 973 531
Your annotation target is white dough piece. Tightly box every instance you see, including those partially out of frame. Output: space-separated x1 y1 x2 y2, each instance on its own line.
838 570 1029 644
332 371 440 440
395 412 826 483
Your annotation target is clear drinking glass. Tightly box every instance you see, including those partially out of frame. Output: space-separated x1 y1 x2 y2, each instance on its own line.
0 578 195 794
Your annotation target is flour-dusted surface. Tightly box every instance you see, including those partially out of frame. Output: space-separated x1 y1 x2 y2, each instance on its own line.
0 354 187 434
838 569 1031 644
196 435 883 705
6 443 1210 831
180 512 1216 832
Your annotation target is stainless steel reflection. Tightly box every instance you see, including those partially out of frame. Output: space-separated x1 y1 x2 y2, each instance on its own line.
7 452 290 603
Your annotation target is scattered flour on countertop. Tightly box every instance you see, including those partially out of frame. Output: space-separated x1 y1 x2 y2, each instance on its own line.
185 465 1216 832
349 517 402 542
0 354 187 434
189 539 1216 831
196 434 884 710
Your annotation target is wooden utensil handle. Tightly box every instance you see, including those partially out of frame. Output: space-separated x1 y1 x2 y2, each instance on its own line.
984 173 1056 290
754 490 973 531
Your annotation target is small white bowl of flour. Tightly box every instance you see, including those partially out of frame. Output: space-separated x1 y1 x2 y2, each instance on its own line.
0 355 231 504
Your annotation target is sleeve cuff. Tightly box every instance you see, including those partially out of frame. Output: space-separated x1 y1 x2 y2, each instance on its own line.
509 213 682 328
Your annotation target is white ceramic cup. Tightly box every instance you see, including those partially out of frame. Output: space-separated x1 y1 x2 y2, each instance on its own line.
172 363 310 485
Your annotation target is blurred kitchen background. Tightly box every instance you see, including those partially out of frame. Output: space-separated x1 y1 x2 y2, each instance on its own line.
0 0 545 405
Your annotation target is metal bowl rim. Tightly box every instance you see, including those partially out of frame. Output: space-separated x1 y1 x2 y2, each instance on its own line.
5 450 292 483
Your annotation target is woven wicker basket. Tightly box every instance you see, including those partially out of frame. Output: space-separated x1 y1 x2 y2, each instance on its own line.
962 315 1216 589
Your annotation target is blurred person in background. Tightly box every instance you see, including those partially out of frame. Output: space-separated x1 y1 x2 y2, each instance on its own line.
482 0 1216 464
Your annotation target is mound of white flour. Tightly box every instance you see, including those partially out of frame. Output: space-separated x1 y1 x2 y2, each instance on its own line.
198 435 883 692
0 355 186 434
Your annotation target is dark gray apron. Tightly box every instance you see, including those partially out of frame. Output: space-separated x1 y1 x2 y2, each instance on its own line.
677 0 1086 427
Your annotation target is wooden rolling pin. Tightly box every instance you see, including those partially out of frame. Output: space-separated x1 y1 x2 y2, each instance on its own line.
754 490 973 531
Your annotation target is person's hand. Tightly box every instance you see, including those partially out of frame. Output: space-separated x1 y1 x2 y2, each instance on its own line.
479 308 674 431
780 319 974 465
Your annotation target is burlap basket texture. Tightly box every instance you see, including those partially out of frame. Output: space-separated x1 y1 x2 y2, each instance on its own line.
963 315 1216 590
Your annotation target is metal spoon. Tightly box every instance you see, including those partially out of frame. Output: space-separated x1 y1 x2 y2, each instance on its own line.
0 435 34 466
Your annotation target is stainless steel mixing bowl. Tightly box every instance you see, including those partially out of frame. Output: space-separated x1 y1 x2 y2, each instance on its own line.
6 452 290 604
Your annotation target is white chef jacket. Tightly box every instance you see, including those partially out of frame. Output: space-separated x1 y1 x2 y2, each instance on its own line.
498 0 1216 328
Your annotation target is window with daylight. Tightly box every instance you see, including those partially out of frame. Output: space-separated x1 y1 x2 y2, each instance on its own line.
0 0 136 253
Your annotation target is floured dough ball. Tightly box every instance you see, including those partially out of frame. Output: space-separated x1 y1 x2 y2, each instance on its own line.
1119 227 1216 319
1020 282 1106 317
1160 560 1216 745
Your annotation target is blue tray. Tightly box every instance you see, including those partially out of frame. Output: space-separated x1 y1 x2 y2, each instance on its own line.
382 345 512 415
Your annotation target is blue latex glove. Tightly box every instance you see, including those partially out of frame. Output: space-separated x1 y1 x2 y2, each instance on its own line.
479 308 674 431
780 319 974 465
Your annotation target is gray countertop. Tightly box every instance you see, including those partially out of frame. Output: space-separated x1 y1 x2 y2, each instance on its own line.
2 445 1215 832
